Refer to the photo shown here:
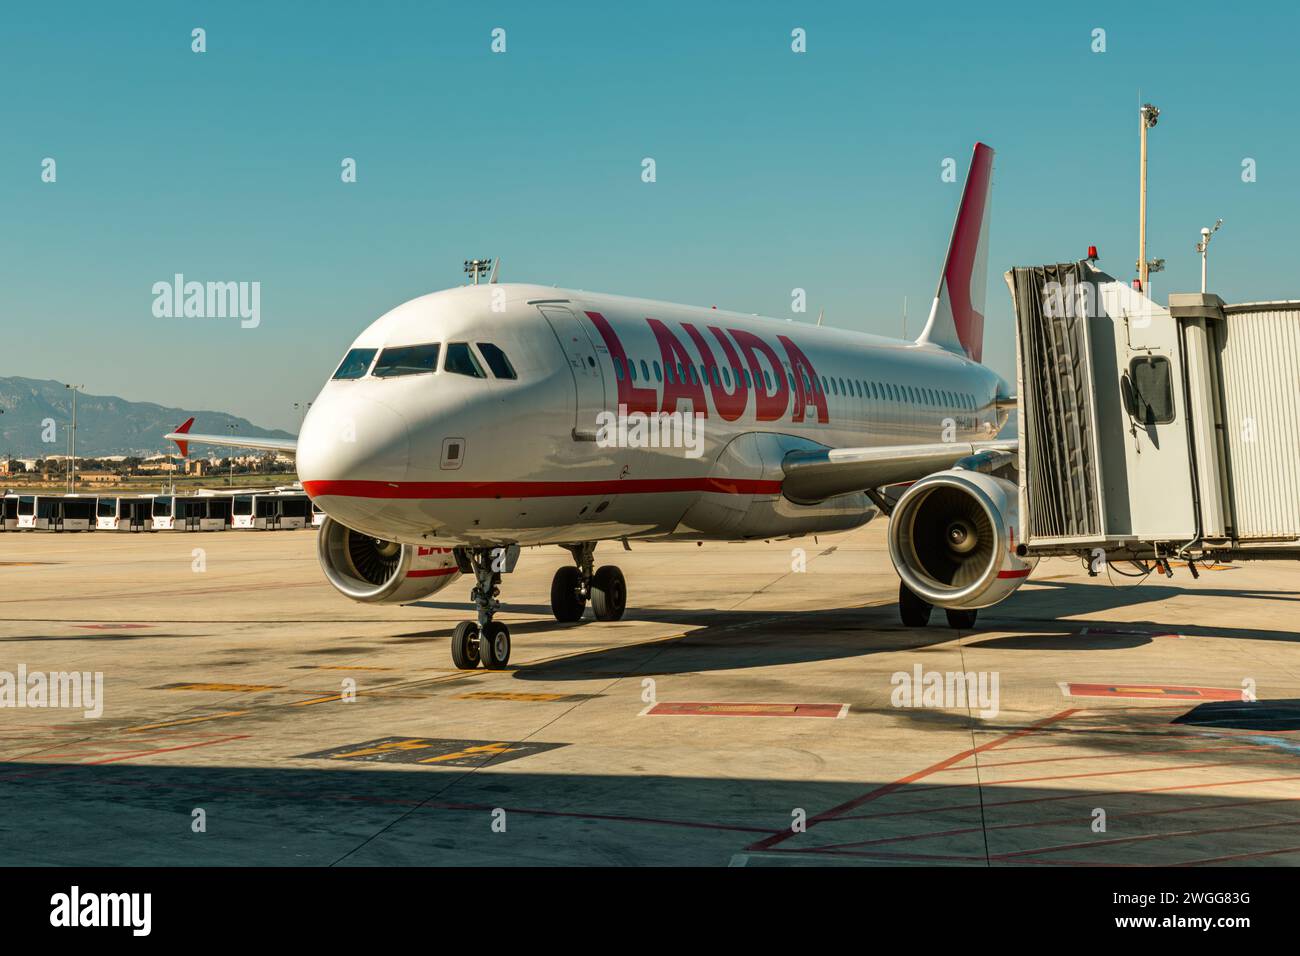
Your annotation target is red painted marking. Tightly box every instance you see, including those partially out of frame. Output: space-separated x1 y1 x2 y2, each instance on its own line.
746 708 1078 851
304 476 783 500
1063 682 1241 702
1174 844 1300 866
645 701 845 719
993 817 1300 862
997 568 1031 579
949 742 1268 771
837 773 1300 822
407 568 458 579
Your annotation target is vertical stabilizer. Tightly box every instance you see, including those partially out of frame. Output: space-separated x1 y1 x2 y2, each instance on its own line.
917 142 994 363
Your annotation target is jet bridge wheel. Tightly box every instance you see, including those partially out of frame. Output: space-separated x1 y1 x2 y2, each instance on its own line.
898 581 933 627
591 566 627 621
550 566 586 622
450 621 481 670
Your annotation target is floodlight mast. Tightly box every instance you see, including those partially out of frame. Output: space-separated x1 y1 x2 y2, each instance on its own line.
463 258 494 286
1137 102 1160 293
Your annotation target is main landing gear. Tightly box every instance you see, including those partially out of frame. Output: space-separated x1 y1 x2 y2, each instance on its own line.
451 546 519 671
550 542 627 623
897 581 978 629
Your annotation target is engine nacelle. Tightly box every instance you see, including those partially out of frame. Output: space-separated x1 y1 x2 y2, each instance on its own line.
317 516 460 604
887 470 1036 611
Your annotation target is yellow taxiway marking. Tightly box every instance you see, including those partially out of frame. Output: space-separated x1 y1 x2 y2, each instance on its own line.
329 739 435 759
455 691 572 702
126 711 251 732
310 666 396 671
418 742 518 764
166 683 283 692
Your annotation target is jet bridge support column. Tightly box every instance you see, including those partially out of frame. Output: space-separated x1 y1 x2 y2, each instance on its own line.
1169 293 1228 541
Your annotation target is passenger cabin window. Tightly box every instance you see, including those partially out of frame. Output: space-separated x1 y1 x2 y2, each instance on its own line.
332 348 377 380
476 343 517 379
444 342 486 378
374 343 440 377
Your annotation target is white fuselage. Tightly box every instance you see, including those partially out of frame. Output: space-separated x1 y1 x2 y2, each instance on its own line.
298 283 1005 548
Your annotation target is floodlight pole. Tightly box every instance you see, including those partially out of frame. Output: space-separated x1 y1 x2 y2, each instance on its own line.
65 384 82 493
1138 103 1159 292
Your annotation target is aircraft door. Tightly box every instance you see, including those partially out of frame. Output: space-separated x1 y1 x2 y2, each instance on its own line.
537 305 607 440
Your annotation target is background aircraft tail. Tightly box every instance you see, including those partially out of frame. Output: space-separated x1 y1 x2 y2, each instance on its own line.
917 142 994 363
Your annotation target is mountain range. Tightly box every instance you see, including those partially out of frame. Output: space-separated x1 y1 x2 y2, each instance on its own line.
0 376 295 458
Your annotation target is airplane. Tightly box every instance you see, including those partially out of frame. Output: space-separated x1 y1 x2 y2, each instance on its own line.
168 142 1030 672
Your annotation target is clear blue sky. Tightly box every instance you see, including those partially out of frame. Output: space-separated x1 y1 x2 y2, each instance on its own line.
4 1 1297 431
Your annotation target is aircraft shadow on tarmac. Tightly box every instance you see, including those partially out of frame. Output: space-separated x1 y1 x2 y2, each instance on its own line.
403 575 1298 681
3 756 1297 866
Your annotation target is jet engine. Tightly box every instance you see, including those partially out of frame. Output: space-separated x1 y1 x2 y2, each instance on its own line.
317 516 460 604
887 468 1036 611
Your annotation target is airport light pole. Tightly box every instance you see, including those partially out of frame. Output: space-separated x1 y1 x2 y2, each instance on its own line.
1197 219 1223 293
65 384 83 493
1137 103 1159 293
463 258 493 285
227 423 237 486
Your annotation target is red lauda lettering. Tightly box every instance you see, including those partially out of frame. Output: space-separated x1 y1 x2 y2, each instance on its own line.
777 334 829 424
584 310 657 415
729 328 789 422
681 322 747 422
647 318 708 415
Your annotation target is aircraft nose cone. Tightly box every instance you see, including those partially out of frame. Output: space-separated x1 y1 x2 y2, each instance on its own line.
297 394 410 491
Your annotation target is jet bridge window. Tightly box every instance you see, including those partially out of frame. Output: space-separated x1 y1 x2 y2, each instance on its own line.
475 343 517 379
1124 355 1176 425
374 343 441 377
444 342 486 378
332 348 377 380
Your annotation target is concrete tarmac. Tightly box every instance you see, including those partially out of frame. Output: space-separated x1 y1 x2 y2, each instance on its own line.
1 524 1298 866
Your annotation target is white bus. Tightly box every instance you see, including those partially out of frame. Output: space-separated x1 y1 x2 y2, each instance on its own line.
232 490 312 530
150 494 175 531
96 494 166 532
1 494 19 532
18 494 98 532
173 493 233 531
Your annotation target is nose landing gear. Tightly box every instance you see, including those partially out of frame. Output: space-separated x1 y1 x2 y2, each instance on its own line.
550 543 628 623
451 546 518 670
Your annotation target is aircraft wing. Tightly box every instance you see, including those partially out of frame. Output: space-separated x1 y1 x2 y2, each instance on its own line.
165 417 298 457
781 440 1016 504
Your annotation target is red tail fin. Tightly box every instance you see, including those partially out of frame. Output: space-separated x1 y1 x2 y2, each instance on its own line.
918 142 994 363
171 417 195 457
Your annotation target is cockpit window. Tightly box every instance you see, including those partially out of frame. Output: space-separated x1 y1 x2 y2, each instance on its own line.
374 343 440 378
476 343 517 380
332 348 377 380
444 342 486 378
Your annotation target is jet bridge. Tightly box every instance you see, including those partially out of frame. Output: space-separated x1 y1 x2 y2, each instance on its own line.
1005 261 1300 568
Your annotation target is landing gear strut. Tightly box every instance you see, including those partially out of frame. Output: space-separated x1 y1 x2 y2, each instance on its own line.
550 543 627 623
451 547 516 670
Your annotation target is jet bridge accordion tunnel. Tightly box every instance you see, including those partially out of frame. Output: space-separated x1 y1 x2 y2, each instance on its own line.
1005 261 1300 567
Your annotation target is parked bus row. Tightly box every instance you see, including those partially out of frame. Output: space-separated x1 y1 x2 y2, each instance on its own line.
0 489 323 532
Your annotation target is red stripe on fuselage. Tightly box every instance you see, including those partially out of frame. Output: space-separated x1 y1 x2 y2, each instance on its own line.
303 477 784 500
